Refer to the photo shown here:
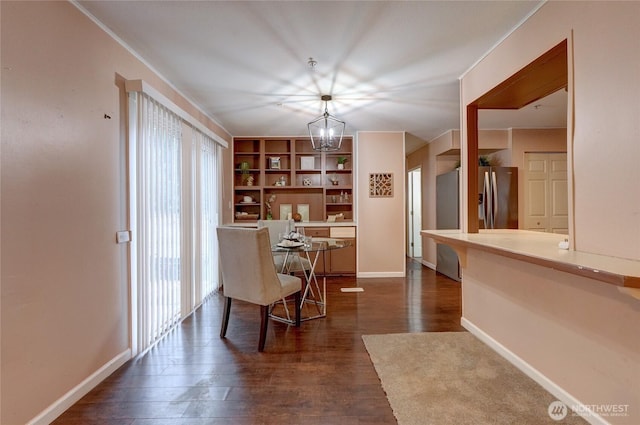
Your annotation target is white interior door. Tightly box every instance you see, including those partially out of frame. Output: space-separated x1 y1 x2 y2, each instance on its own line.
524 153 568 234
407 168 422 258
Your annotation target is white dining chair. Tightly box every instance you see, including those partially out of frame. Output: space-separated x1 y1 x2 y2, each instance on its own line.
217 226 301 351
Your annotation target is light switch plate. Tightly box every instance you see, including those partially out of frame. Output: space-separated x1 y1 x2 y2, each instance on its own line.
116 230 131 244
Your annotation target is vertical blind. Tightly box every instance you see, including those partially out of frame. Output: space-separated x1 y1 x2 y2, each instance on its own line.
195 130 220 305
128 87 223 355
131 93 183 352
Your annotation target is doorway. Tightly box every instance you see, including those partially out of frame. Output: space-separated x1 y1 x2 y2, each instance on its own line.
407 168 423 259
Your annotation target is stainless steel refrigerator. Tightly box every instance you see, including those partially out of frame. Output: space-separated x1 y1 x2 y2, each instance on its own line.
435 166 518 281
478 166 518 229
436 169 461 282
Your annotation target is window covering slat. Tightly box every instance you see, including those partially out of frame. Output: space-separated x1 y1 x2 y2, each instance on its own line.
128 84 223 356
134 93 183 351
194 130 221 304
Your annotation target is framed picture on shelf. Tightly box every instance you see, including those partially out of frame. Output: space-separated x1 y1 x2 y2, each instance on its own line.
269 157 281 169
297 204 309 222
300 156 315 170
279 204 292 220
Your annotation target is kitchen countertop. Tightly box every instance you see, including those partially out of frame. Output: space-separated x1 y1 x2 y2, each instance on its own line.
421 229 640 292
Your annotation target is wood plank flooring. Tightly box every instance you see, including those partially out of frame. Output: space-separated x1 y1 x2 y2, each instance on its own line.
53 259 463 424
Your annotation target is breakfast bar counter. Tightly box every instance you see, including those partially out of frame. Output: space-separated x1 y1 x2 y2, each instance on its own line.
422 229 640 292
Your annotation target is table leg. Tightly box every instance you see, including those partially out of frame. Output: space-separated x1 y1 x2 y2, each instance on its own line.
269 248 327 323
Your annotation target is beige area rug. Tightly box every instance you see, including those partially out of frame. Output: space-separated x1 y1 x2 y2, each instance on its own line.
362 332 587 425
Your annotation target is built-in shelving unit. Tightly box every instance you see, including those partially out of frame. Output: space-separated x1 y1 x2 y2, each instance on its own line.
233 137 354 223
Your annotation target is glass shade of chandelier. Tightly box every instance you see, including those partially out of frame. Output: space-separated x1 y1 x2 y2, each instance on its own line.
307 95 345 151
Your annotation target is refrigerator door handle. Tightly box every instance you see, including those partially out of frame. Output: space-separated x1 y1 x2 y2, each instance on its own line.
491 171 498 229
483 171 491 228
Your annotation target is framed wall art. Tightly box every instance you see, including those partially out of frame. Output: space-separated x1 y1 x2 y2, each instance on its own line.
369 173 394 198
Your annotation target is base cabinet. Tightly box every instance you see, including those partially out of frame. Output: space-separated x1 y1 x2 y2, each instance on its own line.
328 241 356 275
296 226 356 276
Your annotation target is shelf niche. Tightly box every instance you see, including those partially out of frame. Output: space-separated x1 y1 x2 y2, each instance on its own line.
233 136 354 223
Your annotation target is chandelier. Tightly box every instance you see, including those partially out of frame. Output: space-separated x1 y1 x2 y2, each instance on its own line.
307 95 345 151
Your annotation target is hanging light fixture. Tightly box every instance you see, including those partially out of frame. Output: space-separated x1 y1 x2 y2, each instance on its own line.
307 95 345 151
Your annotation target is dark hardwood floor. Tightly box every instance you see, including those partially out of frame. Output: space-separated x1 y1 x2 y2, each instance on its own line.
53 259 463 425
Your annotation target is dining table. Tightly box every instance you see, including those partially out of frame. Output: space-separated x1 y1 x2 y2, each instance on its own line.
269 237 351 323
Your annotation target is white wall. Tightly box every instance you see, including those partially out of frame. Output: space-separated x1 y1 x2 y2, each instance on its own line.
356 132 406 277
0 2 229 423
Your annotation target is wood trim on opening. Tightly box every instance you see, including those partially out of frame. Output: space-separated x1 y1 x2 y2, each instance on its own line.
466 105 479 233
466 40 568 233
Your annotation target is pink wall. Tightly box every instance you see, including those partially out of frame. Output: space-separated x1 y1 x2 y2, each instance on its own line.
463 250 639 422
1 2 229 423
461 1 640 260
459 3 640 423
357 132 406 276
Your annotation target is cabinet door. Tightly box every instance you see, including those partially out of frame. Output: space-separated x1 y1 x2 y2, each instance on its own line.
328 240 356 275
328 227 356 275
301 227 329 237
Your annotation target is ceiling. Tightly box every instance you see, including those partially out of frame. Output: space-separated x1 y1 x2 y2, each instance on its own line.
76 0 567 153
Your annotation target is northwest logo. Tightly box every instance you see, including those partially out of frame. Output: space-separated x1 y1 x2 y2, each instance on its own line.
548 401 568 421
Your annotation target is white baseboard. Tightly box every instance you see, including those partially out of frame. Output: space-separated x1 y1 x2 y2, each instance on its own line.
357 271 405 278
27 349 131 425
461 317 609 425
421 259 435 270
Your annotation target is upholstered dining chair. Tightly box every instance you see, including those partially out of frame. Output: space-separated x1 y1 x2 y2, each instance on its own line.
217 226 301 351
257 219 311 273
